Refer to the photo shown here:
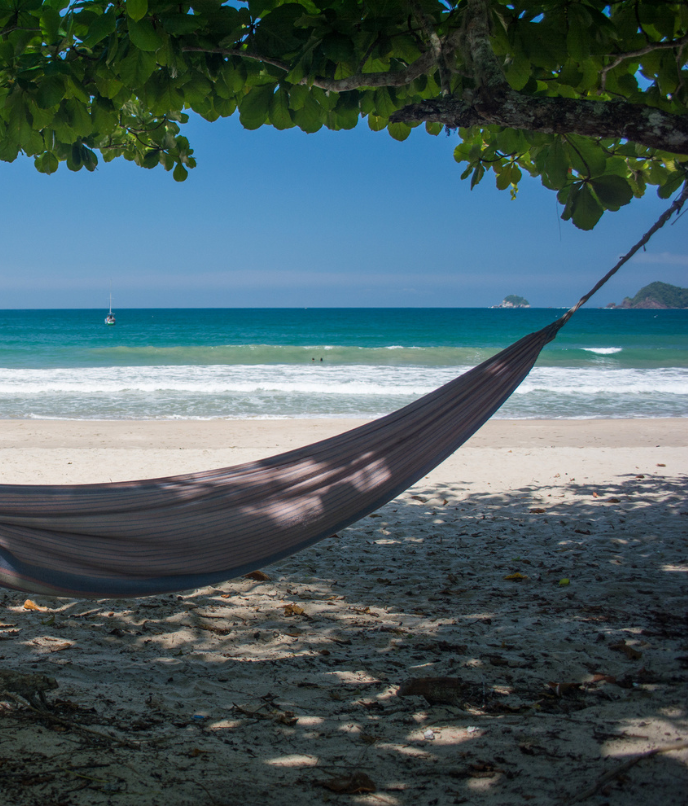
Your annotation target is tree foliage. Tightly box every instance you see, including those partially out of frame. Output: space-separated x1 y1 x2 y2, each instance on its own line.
1 0 687 228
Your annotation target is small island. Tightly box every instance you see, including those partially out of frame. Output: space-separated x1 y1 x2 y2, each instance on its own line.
492 295 530 308
606 281 688 309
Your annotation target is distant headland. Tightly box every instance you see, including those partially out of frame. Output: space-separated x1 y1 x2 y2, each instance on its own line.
606 281 688 309
492 295 530 309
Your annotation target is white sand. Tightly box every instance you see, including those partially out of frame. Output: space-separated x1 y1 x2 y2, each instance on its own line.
0 418 686 805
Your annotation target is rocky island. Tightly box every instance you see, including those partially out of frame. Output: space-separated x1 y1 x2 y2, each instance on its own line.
606 281 688 309
493 295 530 308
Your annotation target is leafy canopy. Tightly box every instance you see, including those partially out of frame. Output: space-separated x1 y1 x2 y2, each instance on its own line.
1 0 687 228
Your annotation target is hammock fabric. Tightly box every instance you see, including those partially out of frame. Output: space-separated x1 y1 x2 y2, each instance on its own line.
0 322 560 598
1 185 686 599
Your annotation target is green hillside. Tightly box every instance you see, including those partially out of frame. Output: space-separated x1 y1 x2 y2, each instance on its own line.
621 282 688 309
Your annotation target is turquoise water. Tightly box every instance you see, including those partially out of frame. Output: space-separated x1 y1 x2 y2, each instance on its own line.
0 308 686 419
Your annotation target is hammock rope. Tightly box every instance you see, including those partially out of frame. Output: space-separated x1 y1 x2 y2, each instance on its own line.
1 184 686 599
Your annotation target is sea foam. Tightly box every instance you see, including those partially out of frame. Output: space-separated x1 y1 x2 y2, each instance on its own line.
0 363 686 420
581 347 623 355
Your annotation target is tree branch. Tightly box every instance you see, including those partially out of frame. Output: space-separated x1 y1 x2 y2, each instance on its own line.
391 93 688 153
182 29 463 93
600 33 688 90
183 43 439 90
407 0 450 95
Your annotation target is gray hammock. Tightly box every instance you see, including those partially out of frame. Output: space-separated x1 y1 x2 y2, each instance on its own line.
0 190 684 599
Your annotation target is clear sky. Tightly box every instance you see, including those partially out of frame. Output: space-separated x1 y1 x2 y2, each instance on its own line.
1 113 686 309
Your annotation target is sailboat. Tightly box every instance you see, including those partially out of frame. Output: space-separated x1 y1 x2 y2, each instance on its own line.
105 287 115 325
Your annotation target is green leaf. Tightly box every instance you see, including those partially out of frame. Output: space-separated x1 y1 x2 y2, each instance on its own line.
657 170 687 199
425 121 442 136
128 19 163 52
182 71 213 109
504 56 531 91
470 164 485 189
82 146 97 172
332 92 359 129
495 128 525 155
66 143 83 171
564 134 607 178
321 32 355 64
0 138 20 164
51 99 92 143
495 165 512 191
590 175 633 210
147 73 184 115
572 183 604 230
95 70 124 100
39 7 61 43
387 121 410 141
373 87 396 119
292 92 324 133
68 100 93 138
162 13 202 35
220 61 247 95
126 0 148 23
367 114 386 132
566 6 591 63
239 84 275 130
253 3 305 56
543 138 570 189
214 96 236 118
27 98 54 131
34 151 59 174
173 162 188 181
81 11 117 49
36 76 65 109
118 48 157 87
626 170 647 198
91 97 119 135
269 87 293 130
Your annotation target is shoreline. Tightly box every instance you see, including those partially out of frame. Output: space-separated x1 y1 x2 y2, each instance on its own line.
0 417 685 486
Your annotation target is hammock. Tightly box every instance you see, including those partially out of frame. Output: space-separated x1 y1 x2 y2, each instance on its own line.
1 189 685 599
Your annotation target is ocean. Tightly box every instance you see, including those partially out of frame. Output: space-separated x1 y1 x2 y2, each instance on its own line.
0 308 686 420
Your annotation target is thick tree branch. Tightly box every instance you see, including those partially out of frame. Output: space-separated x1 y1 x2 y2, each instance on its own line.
390 93 688 153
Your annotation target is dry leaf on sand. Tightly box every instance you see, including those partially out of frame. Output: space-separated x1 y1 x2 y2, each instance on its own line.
23 599 47 612
243 570 271 582
321 771 376 794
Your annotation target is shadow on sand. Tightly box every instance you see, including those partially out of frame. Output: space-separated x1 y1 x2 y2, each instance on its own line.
0 471 686 805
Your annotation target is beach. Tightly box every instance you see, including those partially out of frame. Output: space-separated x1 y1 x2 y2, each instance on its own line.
1 417 686 805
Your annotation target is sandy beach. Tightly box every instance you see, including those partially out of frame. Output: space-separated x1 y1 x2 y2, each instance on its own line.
0 417 686 805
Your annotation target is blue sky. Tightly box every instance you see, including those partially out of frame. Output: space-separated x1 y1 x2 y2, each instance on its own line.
1 114 686 309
